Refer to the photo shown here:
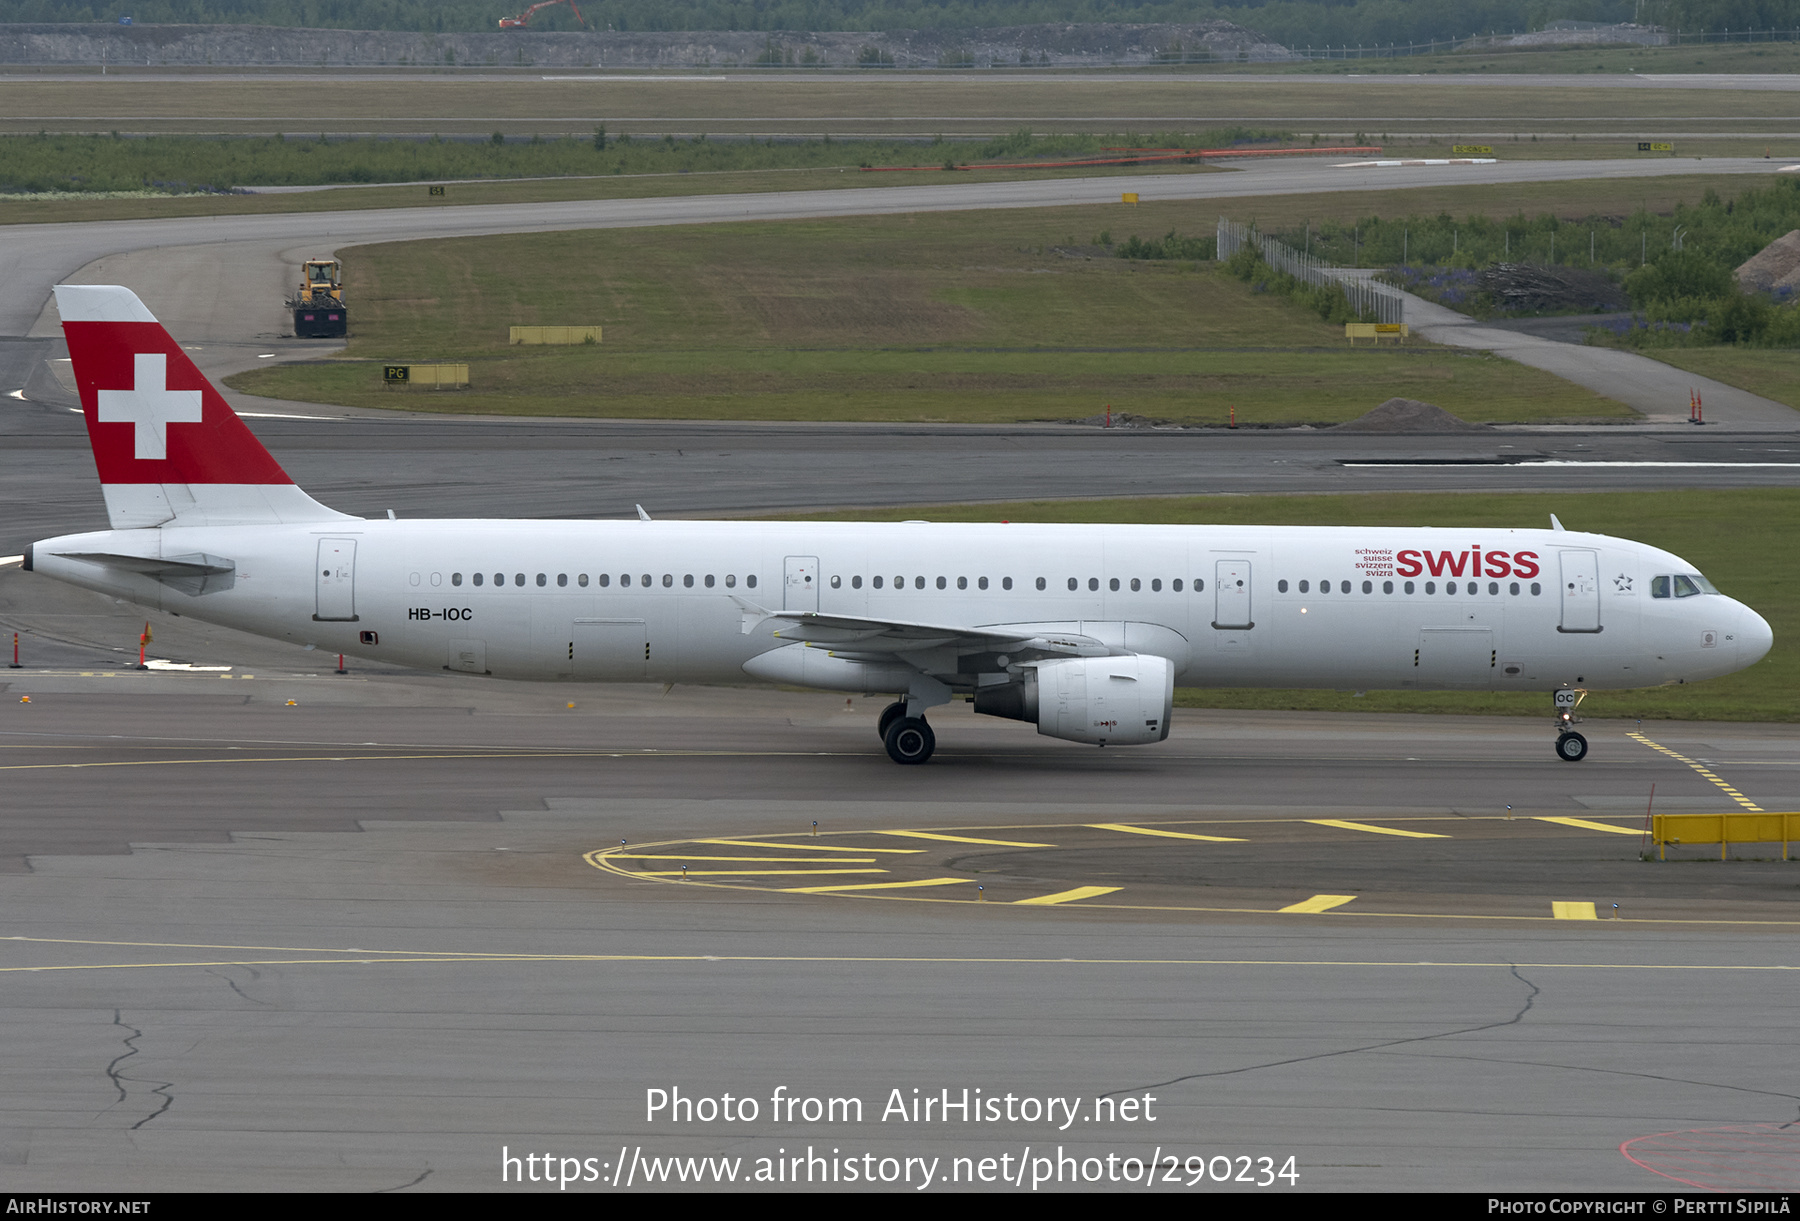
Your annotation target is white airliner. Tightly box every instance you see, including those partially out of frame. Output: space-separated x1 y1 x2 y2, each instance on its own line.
23 285 1774 764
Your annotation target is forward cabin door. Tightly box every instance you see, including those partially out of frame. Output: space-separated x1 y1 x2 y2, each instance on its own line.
1558 550 1602 633
315 538 357 621
785 556 820 613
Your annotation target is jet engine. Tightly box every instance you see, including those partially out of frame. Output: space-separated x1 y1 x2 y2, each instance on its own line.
974 654 1174 746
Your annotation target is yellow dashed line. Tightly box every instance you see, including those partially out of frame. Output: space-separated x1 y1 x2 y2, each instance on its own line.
1306 819 1449 840
874 831 1055 848
781 877 971 894
1535 817 1642 836
634 869 886 878
611 855 878 863
1279 894 1358 914
1629 732 1764 812
1088 823 1246 843
1552 902 1598 920
697 839 924 854
1015 886 1122 906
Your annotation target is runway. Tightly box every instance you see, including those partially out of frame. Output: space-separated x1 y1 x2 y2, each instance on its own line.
1 674 1796 1191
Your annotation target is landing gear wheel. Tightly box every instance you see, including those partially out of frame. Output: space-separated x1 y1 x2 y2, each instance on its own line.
876 700 906 742
1556 732 1589 762
883 716 935 765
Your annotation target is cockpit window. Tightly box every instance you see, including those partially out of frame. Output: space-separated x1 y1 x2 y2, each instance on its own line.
1673 575 1703 597
1653 573 1719 598
1650 576 1670 599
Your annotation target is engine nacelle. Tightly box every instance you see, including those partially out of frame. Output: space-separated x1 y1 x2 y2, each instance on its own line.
975 654 1174 746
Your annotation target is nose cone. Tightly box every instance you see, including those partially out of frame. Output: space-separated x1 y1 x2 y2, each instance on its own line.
1739 603 1774 669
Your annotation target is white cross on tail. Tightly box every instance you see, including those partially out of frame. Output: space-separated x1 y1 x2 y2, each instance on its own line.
97 353 204 461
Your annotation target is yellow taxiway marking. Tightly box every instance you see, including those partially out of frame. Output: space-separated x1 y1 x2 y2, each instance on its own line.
1087 823 1246 843
1536 816 1642 836
1279 894 1359 914
611 854 878 863
1015 886 1122 906
697 838 924 854
781 877 971 894
634 868 886 878
874 831 1055 848
1629 732 1764 812
1553 901 1598 920
1305 819 1449 839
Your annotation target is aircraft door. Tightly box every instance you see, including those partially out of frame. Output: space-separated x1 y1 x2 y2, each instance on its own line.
1415 628 1495 689
785 556 820 613
573 618 648 679
1212 559 1253 629
315 538 357 621
1558 550 1602 633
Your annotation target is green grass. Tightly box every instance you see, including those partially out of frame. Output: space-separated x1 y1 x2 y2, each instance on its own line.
225 209 1631 425
779 489 1798 723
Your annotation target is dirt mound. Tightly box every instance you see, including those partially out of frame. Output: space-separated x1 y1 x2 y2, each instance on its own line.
1734 230 1800 297
1329 398 1490 432
1070 410 1160 429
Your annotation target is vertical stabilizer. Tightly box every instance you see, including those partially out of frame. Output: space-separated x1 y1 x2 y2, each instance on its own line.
55 284 353 528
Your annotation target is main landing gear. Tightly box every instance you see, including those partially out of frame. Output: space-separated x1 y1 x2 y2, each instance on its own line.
877 699 936 764
1552 687 1588 762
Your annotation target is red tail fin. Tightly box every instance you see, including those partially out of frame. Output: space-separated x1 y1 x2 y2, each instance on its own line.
55 284 349 528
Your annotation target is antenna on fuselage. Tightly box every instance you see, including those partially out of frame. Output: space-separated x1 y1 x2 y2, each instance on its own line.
636 504 652 521
1550 514 1566 532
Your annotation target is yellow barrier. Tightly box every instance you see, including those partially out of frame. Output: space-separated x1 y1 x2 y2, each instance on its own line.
382 363 468 389
1345 323 1409 343
1653 812 1800 860
1121 192 1139 204
510 326 603 345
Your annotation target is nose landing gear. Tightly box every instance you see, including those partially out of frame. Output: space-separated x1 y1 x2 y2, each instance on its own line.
1552 687 1588 762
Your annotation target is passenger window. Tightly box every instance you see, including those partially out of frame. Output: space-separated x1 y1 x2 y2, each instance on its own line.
725 575 736 588
473 572 485 587
494 573 504 586
1173 579 1183 592
579 574 589 587
1341 580 1351 594
1088 578 1099 592
873 576 883 589
1425 582 1436 594
621 574 632 587
1194 579 1204 592
915 576 926 590
1067 578 1077 591
936 576 946 590
895 576 904 588
536 573 547 587
1362 580 1372 594
662 574 673 588
452 572 463 587
1488 582 1498 595
830 575 841 589
705 575 715 588
1319 580 1329 595
851 576 862 589
430 572 442 587
1035 577 1045 590
1279 579 1289 593
1531 582 1542 595
1509 582 1519 595
977 577 987 590
1109 578 1120 592
683 574 694 588
515 574 525 587
1446 582 1458 595
746 575 757 589
1151 579 1161 592
958 577 968 590
1130 578 1140 592
1001 577 1011 590
641 573 651 587
1298 580 1308 593
597 573 610 587
1382 580 1393 594
557 574 567 587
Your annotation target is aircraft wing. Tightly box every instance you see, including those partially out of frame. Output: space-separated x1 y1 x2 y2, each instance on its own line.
750 607 1111 659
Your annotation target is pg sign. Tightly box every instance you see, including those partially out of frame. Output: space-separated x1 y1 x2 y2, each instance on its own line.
384 365 410 383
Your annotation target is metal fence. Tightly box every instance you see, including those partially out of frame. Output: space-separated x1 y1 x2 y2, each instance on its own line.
1216 218 1405 324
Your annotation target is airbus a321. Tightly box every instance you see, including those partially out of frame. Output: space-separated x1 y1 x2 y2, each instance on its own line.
22 285 1773 764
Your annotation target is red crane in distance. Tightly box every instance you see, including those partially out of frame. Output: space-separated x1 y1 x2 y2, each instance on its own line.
498 0 586 29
